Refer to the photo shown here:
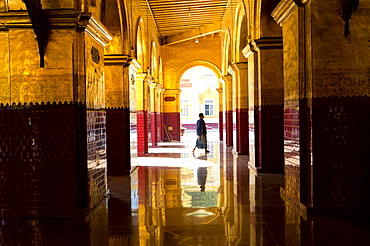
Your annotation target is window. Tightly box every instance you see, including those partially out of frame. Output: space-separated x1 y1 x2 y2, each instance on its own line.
181 99 189 117
204 99 214 116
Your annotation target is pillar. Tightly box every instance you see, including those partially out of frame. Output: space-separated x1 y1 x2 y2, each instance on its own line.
216 87 223 141
136 73 150 156
0 11 111 217
104 56 140 175
273 0 370 215
163 89 181 141
231 62 249 155
247 38 284 173
222 75 233 146
149 82 161 146
244 45 261 169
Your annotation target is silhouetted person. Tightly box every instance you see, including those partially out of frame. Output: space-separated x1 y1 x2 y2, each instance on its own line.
192 113 210 153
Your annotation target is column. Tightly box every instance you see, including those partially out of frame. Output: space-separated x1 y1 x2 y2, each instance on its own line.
149 82 161 146
231 62 249 155
104 56 140 175
163 89 181 141
222 74 233 147
216 87 223 141
273 0 370 215
0 11 112 217
136 73 150 156
256 38 284 173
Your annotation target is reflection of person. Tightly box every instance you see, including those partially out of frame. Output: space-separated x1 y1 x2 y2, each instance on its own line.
192 113 210 153
197 167 208 192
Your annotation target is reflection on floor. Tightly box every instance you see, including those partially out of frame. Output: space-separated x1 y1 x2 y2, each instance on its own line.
1 131 370 245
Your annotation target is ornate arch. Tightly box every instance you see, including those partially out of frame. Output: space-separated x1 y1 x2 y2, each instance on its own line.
158 56 163 87
136 17 147 72
234 1 248 63
176 61 222 90
150 41 158 80
102 0 131 55
222 29 232 75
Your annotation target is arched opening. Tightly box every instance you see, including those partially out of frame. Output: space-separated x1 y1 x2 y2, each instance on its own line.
178 65 221 145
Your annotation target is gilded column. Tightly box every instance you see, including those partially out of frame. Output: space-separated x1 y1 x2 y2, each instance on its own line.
136 73 150 156
253 38 284 173
149 81 160 146
274 0 370 216
222 74 233 147
0 8 112 217
104 56 140 174
229 64 239 153
244 42 261 169
231 62 249 155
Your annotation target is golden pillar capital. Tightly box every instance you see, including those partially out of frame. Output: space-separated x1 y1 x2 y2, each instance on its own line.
272 0 309 26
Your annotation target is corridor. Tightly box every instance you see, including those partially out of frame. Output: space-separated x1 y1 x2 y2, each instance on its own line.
1 131 370 245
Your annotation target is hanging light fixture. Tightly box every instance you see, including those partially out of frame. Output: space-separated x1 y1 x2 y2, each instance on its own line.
195 38 199 44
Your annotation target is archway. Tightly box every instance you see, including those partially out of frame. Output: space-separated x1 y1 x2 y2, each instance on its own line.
177 62 222 142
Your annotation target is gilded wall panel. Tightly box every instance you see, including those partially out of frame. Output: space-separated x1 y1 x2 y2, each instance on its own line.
7 0 75 10
162 38 222 90
11 72 72 103
105 66 124 108
85 36 105 109
0 0 6 12
45 30 74 69
311 0 370 98
9 29 73 103
40 0 74 9
7 0 26 11
282 10 299 103
0 31 10 103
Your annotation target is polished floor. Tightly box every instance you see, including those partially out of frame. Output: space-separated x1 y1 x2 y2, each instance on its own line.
1 131 370 245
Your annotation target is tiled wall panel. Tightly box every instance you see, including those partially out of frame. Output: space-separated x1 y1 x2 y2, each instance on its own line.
312 96 370 214
136 110 148 156
219 111 223 141
0 104 81 217
163 112 180 141
283 107 300 205
260 105 284 173
150 112 157 146
237 108 249 155
225 110 233 146
87 110 107 211
106 108 131 176
0 104 107 217
158 112 163 142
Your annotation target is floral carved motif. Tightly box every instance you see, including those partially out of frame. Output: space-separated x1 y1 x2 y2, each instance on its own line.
313 68 369 98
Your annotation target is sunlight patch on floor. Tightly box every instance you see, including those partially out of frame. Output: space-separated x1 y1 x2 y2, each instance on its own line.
148 148 193 153
137 157 214 167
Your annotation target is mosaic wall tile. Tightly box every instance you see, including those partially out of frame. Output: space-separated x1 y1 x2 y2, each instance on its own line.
0 104 82 217
283 107 300 206
136 110 148 156
86 110 107 211
163 112 180 141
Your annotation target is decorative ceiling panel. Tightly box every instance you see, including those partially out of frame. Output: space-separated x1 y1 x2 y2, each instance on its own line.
147 0 230 39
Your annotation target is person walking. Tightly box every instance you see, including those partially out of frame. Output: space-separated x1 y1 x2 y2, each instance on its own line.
192 113 210 153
